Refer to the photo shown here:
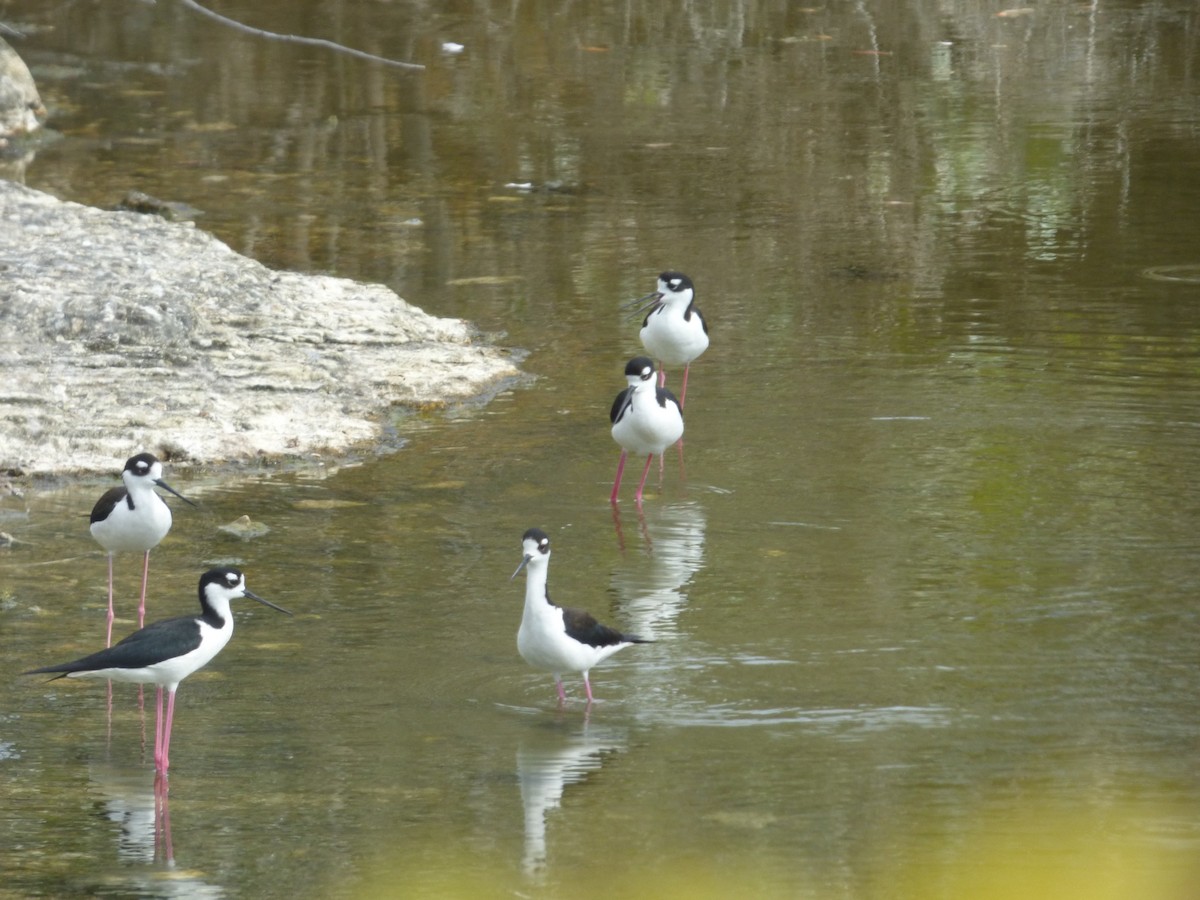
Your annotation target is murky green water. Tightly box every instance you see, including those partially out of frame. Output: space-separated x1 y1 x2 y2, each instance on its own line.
3 1 1200 897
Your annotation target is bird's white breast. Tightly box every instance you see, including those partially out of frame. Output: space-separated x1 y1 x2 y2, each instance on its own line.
90 493 174 553
611 386 683 455
640 306 709 365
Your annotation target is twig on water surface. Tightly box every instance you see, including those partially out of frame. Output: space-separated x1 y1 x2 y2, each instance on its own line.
176 0 425 72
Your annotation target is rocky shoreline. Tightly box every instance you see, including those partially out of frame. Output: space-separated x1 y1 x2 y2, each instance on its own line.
0 180 523 477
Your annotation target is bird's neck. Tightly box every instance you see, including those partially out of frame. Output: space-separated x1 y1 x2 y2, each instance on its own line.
127 482 161 505
198 599 233 632
522 566 555 616
633 383 658 406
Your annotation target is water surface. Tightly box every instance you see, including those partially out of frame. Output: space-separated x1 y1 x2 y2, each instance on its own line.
3 1 1199 897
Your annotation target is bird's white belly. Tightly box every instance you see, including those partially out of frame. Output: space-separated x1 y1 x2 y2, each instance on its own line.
641 314 708 365
611 393 684 455
91 504 173 553
613 418 680 455
519 617 627 674
517 623 569 672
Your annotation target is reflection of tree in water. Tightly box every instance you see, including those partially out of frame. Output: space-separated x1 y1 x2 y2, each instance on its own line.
15 0 1193 310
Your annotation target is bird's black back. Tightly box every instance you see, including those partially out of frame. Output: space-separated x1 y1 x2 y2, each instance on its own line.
90 486 131 523
562 606 650 648
655 386 681 411
23 615 203 677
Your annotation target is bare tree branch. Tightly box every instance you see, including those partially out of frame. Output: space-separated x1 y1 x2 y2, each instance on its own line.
176 0 425 72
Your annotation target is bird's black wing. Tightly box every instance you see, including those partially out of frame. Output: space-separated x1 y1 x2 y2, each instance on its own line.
23 615 202 676
562 606 651 648
89 487 128 523
655 386 681 413
610 387 634 425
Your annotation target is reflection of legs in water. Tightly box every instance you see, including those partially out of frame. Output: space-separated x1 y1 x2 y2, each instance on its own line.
154 771 173 863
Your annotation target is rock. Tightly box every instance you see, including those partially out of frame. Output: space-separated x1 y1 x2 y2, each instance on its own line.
114 190 202 222
0 37 44 141
217 515 271 540
0 181 524 475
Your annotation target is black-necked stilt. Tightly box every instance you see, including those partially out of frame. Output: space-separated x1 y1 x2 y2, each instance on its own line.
511 528 652 704
90 453 196 645
610 356 685 505
23 566 291 774
623 271 708 408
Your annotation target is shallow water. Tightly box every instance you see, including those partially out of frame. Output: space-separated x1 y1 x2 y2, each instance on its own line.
3 1 1200 897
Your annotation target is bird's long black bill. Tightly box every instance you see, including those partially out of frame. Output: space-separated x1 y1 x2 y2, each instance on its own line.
621 291 659 310
510 556 531 580
620 291 662 320
245 589 293 616
156 479 198 507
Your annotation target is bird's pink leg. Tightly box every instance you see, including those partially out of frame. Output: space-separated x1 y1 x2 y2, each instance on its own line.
138 550 151 628
105 553 116 647
584 674 594 704
154 686 165 770
610 450 629 504
555 677 567 704
658 366 667 388
159 689 177 774
679 364 691 408
634 454 655 504
137 683 146 756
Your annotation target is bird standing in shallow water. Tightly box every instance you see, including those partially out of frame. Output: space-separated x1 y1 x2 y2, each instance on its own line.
512 528 652 705
24 566 291 775
610 356 684 505
90 453 195 646
623 271 708 408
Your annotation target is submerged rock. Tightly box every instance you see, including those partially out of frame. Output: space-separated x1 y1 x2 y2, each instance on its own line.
0 181 522 475
218 516 271 540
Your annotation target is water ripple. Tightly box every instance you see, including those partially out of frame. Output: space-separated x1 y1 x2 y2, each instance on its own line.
645 703 952 732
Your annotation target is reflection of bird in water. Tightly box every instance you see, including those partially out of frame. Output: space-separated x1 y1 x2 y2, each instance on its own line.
86 763 162 863
612 500 707 641
609 357 684 505
84 765 186 873
622 271 709 408
512 528 653 705
24 567 290 774
518 724 627 877
89 453 196 645
87 766 226 894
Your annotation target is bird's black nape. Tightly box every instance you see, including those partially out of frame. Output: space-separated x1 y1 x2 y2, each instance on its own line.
124 452 159 474
659 271 694 293
624 356 655 379
522 527 549 545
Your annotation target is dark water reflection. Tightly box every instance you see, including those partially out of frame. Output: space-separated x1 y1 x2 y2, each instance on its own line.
4 0 1200 897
